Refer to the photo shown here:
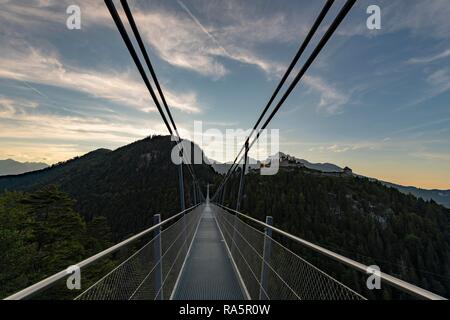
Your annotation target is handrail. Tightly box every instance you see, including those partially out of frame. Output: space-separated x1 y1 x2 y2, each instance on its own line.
4 204 201 300
215 204 446 300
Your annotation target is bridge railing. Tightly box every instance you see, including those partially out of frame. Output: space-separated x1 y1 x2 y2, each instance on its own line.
4 204 202 300
214 204 446 300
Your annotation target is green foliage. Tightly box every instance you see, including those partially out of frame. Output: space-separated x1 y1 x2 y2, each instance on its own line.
226 168 450 298
0 187 113 299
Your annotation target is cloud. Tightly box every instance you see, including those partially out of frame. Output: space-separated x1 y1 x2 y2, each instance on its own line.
0 0 331 86
407 49 450 64
386 0 450 39
0 100 154 143
0 0 110 29
0 92 201 163
327 144 351 153
0 95 38 117
426 68 450 96
0 94 171 164
308 139 390 154
129 1 300 79
338 0 450 39
0 45 202 114
0 0 62 27
303 75 350 114
410 151 450 162
132 9 228 79
0 141 83 164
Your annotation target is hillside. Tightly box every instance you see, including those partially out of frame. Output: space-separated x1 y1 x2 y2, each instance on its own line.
2 138 450 298
221 167 450 298
382 181 450 209
0 136 217 239
0 159 48 176
211 152 450 208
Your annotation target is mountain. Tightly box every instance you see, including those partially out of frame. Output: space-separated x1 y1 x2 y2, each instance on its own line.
381 181 450 209
280 152 450 208
0 159 48 176
221 166 450 298
0 136 217 239
2 137 450 298
208 157 260 175
209 152 341 175
211 151 450 208
275 152 343 172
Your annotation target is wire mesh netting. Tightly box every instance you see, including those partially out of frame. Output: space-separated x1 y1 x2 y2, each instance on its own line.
214 206 365 300
75 207 202 300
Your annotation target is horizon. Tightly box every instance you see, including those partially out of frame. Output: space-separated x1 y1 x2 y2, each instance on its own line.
2 135 449 191
1 0 450 189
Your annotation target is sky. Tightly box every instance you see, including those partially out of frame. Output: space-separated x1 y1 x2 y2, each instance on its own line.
0 0 449 189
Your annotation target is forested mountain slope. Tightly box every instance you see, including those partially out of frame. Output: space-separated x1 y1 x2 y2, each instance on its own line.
2 137 449 298
0 135 217 239
222 167 450 297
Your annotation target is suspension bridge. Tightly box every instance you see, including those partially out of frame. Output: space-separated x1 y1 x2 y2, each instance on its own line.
4 0 447 300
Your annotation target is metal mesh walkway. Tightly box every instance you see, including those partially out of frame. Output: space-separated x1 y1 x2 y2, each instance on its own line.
172 204 245 300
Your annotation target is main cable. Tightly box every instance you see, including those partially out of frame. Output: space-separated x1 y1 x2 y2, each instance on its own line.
105 0 173 135
213 0 357 199
106 0 202 197
225 0 335 176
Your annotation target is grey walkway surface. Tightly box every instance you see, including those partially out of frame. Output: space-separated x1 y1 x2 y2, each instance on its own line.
172 203 245 300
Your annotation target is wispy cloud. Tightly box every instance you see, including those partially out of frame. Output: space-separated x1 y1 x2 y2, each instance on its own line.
407 49 450 64
426 68 450 96
128 0 302 79
387 0 450 39
303 75 350 114
0 95 38 117
177 0 231 57
338 0 450 39
132 8 228 79
308 140 385 154
410 151 450 162
0 97 156 142
0 141 82 164
0 45 202 113
0 93 169 163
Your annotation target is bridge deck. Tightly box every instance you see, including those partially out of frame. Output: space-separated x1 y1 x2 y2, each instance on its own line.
172 203 245 300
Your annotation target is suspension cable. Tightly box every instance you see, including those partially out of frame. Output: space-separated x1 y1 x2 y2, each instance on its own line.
120 0 180 138
106 0 203 198
219 0 335 185
213 0 356 200
105 0 172 135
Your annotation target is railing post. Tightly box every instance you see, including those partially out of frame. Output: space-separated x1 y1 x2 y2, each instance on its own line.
178 148 185 211
259 216 273 300
221 183 227 205
153 214 163 300
183 207 188 252
193 182 197 205
236 140 249 211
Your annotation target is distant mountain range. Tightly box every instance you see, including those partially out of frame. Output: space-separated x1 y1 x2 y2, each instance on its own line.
0 159 48 176
380 181 450 209
209 152 450 208
2 145 449 209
